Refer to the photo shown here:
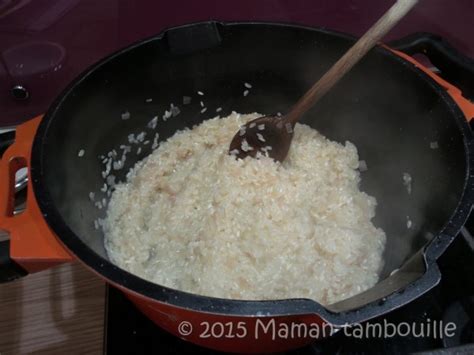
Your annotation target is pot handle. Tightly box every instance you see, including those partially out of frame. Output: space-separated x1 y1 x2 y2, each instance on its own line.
387 32 474 122
0 116 72 282
389 32 474 89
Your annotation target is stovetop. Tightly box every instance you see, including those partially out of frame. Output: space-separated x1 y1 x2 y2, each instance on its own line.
104 216 474 354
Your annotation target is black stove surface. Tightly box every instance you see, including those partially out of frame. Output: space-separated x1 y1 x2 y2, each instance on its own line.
104 217 474 354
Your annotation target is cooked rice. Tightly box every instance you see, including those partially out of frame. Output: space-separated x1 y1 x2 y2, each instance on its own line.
104 112 385 304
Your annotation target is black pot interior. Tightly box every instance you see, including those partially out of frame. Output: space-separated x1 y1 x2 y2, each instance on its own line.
36 23 467 307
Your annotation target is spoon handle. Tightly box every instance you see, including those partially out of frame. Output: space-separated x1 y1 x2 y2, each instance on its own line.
286 0 419 124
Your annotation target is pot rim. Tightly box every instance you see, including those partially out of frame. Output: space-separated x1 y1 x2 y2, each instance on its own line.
29 21 474 325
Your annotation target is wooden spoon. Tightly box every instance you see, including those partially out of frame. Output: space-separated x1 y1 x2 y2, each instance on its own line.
229 0 419 162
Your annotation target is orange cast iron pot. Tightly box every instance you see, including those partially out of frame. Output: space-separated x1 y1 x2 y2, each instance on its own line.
1 23 473 353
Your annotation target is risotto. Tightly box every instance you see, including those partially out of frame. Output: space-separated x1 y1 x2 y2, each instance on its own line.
104 112 386 305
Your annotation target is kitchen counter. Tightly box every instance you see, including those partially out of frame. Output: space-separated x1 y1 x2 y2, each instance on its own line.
0 263 105 354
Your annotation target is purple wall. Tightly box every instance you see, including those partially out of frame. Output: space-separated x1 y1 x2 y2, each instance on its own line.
1 0 473 126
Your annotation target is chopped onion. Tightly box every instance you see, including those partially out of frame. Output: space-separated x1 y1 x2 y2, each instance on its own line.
402 172 412 194
170 105 180 117
136 132 146 142
152 133 160 149
183 96 191 105
121 111 131 120
358 160 368 172
147 116 158 129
